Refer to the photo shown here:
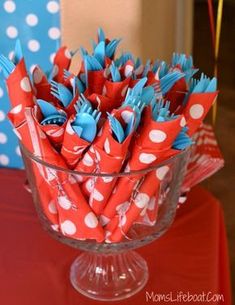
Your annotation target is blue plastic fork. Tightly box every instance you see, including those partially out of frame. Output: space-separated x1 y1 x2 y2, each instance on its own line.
51 80 73 107
64 70 85 93
159 71 185 95
72 105 101 142
0 54 15 78
107 113 125 143
151 100 171 122
122 95 145 130
74 94 92 113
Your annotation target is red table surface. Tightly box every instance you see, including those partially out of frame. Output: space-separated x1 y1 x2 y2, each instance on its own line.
0 169 232 305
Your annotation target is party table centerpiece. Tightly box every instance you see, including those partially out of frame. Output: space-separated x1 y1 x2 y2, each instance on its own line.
0 28 222 301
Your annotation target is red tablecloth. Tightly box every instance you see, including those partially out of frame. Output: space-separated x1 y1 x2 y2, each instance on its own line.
0 169 231 305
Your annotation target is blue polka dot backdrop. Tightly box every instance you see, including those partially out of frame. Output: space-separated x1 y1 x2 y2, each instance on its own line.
0 0 61 168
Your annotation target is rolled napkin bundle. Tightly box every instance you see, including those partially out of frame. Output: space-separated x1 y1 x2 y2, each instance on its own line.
85 106 136 215
61 115 91 168
101 106 184 223
0 28 222 243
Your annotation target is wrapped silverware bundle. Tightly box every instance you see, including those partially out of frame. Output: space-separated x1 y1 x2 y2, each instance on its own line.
0 29 218 242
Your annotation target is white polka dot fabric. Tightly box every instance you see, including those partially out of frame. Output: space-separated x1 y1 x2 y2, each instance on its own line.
0 0 60 168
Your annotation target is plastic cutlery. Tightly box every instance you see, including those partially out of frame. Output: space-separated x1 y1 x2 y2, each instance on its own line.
160 71 184 94
72 111 100 142
72 125 83 137
134 57 142 69
98 27 105 42
115 52 134 67
151 100 171 122
142 60 151 77
141 86 155 105
51 80 73 107
173 128 193 150
124 113 135 137
74 94 92 113
205 77 217 92
107 113 125 143
63 71 85 94
94 41 105 66
72 105 101 142
0 55 15 78
105 39 121 58
110 62 121 82
84 55 103 71
131 77 147 96
14 39 23 64
80 47 88 57
41 114 67 126
37 99 65 118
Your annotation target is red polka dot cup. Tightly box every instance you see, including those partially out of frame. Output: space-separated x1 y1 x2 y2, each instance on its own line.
21 144 190 301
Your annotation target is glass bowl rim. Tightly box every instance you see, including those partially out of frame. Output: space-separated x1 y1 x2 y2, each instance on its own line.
20 143 191 178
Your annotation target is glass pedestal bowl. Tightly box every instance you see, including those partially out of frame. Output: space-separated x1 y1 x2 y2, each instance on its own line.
21 145 190 302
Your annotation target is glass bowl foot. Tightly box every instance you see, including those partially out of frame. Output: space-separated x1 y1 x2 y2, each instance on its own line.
70 250 149 301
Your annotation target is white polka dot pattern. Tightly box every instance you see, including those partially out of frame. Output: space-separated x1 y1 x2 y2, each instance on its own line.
61 220 76 235
20 77 31 92
189 104 204 119
0 133 7 144
4 1 16 13
47 1 60 13
0 0 60 168
0 111 5 122
0 154 9 166
48 27 60 39
28 40 40 52
6 26 18 38
92 189 104 202
85 179 94 193
48 201 57 214
149 130 167 143
84 212 98 228
58 196 71 210
0 87 4 98
156 166 169 180
26 14 38 26
82 153 94 167
139 153 156 164
134 193 150 208
104 138 110 154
